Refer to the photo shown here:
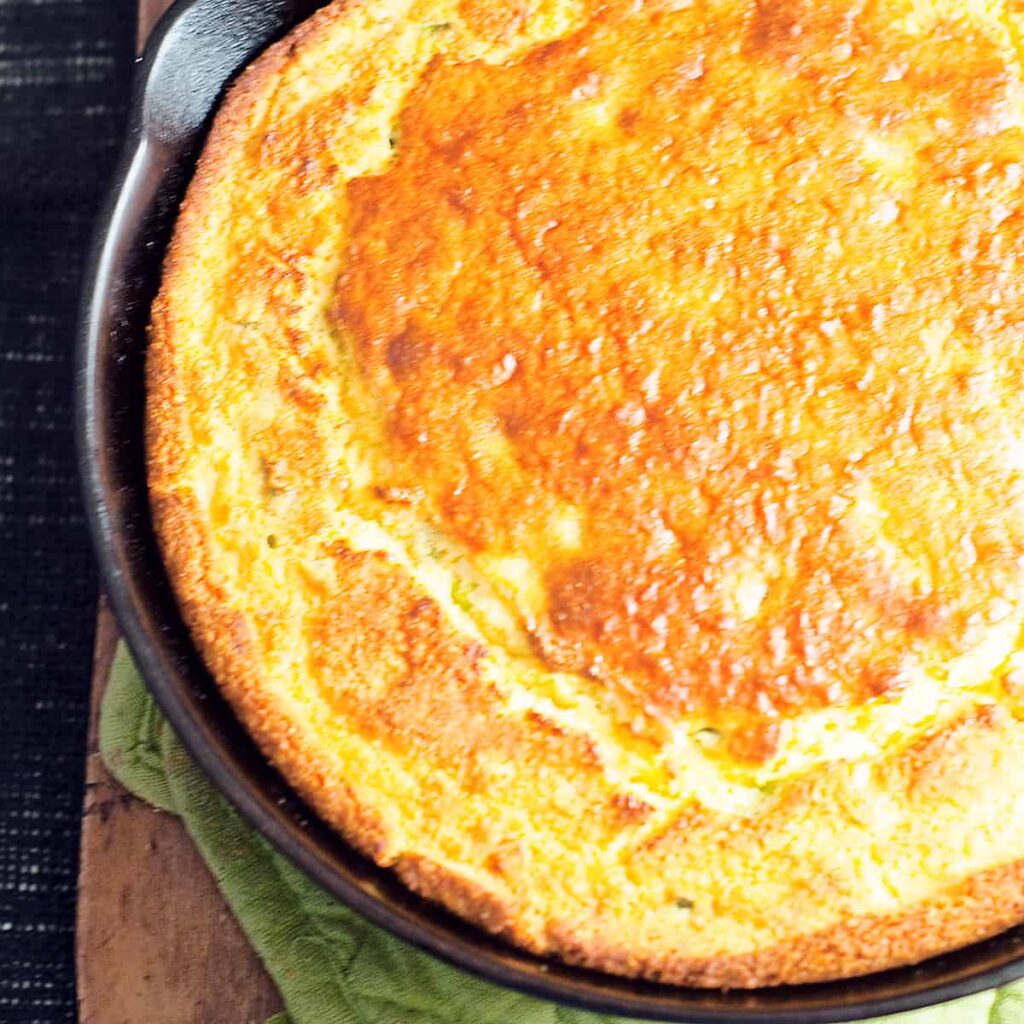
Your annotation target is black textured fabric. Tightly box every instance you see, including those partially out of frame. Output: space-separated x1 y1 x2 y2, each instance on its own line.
0 3 134 1020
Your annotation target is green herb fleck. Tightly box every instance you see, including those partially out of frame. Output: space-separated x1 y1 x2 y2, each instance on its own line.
266 535 279 549
674 897 694 910
423 21 452 32
451 579 480 611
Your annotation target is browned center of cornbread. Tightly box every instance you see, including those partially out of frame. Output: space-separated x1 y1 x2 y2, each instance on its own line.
334 0 1024 739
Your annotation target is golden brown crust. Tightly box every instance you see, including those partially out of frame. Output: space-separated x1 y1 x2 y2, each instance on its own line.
545 857 1024 988
335 0 1024 732
148 0 1024 987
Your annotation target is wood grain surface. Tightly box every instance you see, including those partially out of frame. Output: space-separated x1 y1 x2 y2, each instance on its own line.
76 4 284 1021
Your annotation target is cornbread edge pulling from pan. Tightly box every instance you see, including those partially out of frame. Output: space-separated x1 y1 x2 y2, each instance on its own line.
148 0 1024 986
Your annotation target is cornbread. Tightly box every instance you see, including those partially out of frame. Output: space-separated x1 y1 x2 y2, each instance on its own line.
147 0 1024 986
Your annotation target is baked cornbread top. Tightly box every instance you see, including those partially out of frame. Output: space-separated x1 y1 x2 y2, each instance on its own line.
339 0 1024 758
149 0 1024 987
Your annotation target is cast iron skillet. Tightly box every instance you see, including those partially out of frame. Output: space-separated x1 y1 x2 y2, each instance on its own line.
76 1 1024 1019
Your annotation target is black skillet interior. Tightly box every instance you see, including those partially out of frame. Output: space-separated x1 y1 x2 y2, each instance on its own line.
76 1 1024 1020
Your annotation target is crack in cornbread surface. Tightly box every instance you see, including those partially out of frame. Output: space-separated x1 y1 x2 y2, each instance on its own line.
149 0 1024 986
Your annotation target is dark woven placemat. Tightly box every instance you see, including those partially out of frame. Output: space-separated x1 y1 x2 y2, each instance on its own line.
0 3 134 1020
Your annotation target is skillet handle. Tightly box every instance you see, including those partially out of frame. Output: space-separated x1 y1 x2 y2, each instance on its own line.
139 0 324 147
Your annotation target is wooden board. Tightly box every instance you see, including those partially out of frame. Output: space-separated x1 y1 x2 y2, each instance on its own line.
76 5 284 1021
76 606 283 1024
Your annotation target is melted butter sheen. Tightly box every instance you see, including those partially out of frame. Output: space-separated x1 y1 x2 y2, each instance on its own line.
334 0 1024 742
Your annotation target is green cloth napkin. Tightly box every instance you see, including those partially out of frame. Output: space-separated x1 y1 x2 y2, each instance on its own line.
100 644 1024 1024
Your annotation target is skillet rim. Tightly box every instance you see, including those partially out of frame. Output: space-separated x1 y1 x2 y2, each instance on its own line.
75 1 1024 1018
